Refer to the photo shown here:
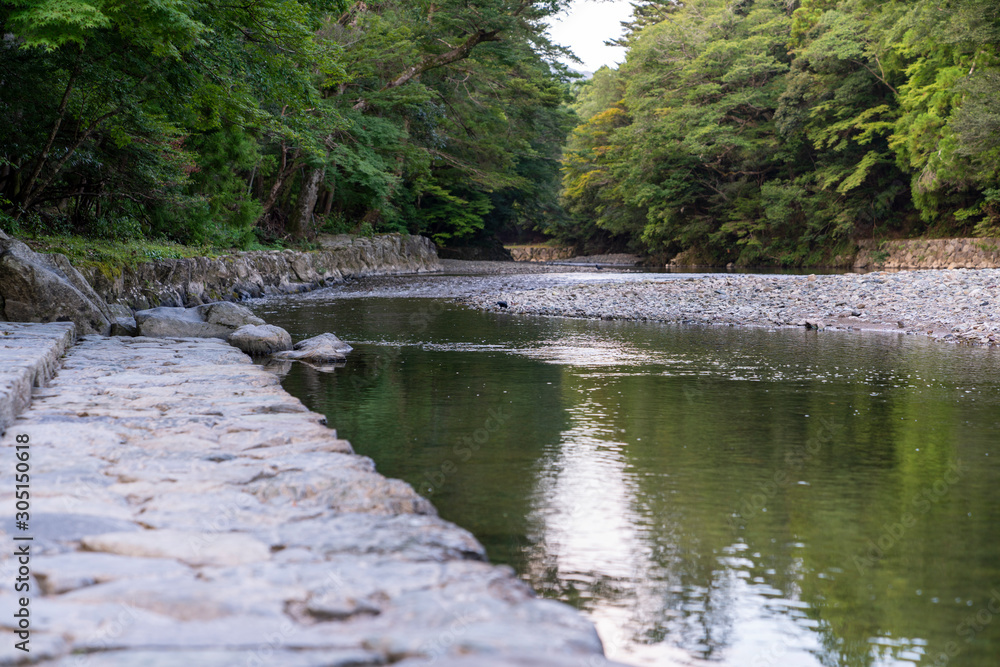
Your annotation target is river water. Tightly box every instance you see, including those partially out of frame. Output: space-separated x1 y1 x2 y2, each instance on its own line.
255 271 1000 667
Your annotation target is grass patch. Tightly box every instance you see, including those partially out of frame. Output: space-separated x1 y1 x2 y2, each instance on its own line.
18 235 317 278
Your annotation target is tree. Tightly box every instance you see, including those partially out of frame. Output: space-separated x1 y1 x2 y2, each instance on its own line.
0 0 351 246
556 0 1000 265
297 0 577 244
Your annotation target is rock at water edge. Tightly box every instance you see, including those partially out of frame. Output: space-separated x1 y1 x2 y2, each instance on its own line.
273 333 354 363
229 324 293 355
135 306 234 339
195 302 265 328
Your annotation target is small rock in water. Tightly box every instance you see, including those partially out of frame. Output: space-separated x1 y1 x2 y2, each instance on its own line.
273 332 353 363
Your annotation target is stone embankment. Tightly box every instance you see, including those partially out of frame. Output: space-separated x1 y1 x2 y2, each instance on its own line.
0 324 624 666
506 245 575 262
666 238 1000 271
854 237 1000 270
463 269 1000 347
81 234 441 311
0 231 115 335
505 246 645 267
1 233 441 335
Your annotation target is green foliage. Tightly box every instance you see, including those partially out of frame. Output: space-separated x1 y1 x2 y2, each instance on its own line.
19 234 207 270
557 0 1000 265
411 183 492 245
0 0 573 247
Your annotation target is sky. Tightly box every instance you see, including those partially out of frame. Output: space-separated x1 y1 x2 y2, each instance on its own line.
546 0 635 73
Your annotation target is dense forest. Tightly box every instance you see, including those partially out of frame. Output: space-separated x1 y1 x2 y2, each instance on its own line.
558 0 1000 265
2 1 998 265
0 0 575 249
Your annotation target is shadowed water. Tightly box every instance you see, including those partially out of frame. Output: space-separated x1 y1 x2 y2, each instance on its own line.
255 290 1000 667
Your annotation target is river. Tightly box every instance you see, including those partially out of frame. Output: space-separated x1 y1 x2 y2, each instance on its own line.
254 269 1000 667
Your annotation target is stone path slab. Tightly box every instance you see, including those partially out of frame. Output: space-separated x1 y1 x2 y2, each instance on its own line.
1 335 625 666
0 323 75 434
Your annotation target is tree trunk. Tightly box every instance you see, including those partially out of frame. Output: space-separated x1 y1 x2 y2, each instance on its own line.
288 167 325 239
321 181 335 216
21 70 150 213
19 67 79 211
258 145 301 222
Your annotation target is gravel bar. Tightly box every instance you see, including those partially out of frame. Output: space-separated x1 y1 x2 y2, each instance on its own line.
461 269 1000 347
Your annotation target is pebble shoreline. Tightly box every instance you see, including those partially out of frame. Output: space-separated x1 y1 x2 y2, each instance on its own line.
461 268 1000 347
0 327 625 666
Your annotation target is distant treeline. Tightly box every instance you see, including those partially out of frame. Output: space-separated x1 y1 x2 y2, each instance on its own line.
554 0 1000 265
0 1 575 248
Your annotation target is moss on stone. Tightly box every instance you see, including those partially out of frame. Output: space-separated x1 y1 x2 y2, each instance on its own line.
17 234 316 276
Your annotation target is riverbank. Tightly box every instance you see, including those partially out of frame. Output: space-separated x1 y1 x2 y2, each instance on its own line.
83 233 442 311
1 231 442 336
506 237 1000 272
455 267 1000 347
0 323 625 666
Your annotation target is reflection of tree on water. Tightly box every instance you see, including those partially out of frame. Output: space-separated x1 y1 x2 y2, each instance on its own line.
517 352 1000 667
520 450 742 660
270 296 1000 667
518 373 742 661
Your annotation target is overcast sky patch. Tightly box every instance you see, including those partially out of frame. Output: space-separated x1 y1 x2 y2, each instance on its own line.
547 0 634 72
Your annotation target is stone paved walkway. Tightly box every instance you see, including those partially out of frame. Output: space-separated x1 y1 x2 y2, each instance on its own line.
0 323 74 434
1 332 623 666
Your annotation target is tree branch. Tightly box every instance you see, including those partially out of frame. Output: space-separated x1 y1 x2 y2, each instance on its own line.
353 28 502 111
22 71 154 211
20 66 79 212
852 58 898 95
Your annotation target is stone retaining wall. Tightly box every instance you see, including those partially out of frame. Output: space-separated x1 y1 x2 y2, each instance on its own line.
506 245 575 262
81 234 441 310
854 238 1000 270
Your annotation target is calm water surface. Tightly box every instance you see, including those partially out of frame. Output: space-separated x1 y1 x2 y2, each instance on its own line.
256 284 1000 667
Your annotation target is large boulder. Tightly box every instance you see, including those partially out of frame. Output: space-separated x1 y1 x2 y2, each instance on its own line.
195 302 265 328
107 303 138 336
0 230 113 335
273 333 353 363
228 324 293 355
134 307 234 339
134 303 273 341
109 317 138 337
